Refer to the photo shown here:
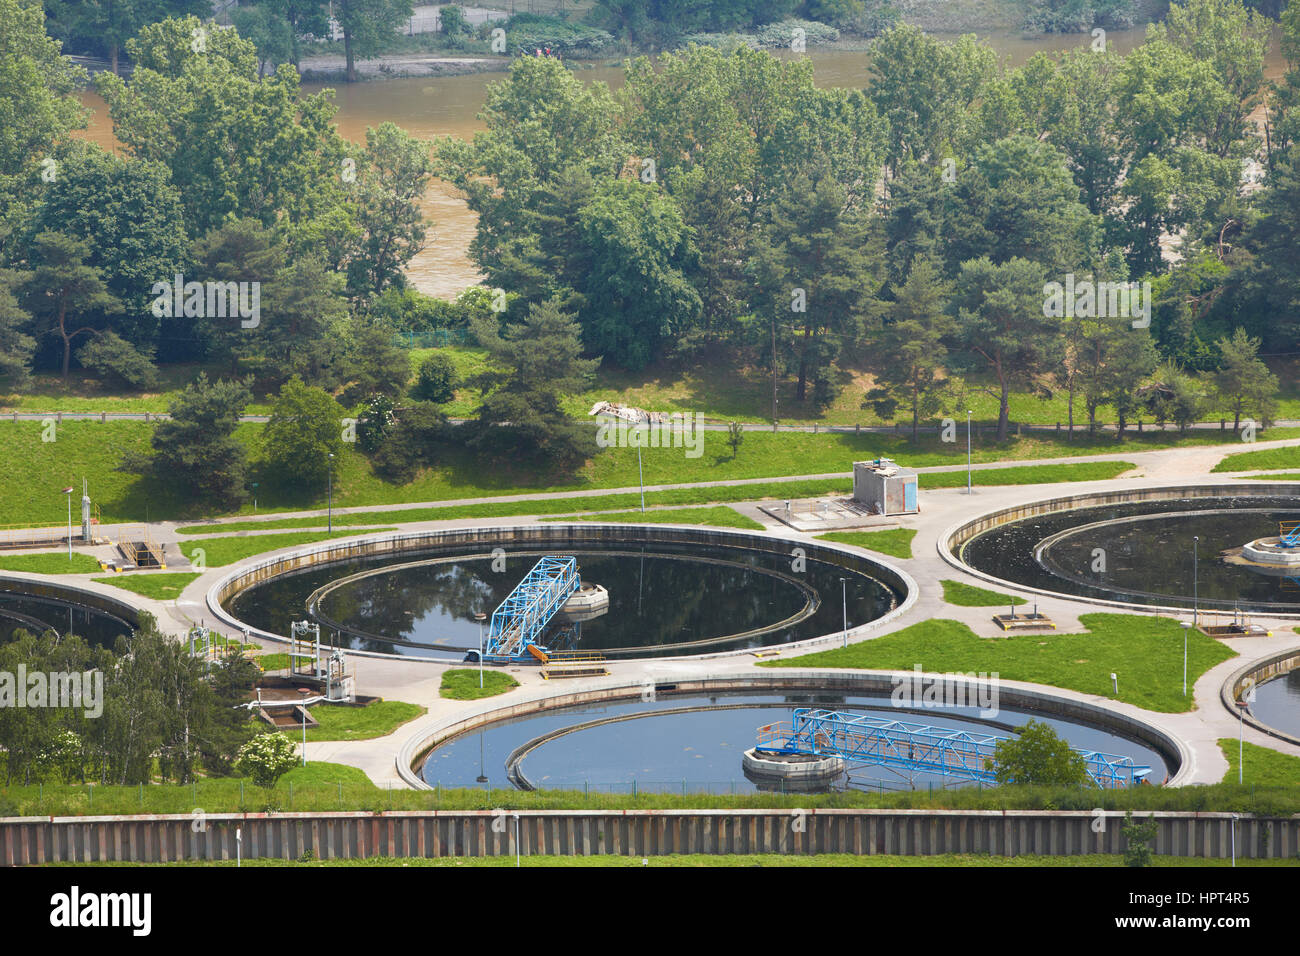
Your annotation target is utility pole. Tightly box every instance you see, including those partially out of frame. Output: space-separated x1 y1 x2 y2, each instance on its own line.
771 313 778 432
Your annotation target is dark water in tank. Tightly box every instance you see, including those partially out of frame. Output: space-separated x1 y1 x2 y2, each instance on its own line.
1252 671 1300 739
962 496 1300 611
226 543 901 659
0 591 133 648
420 692 1170 792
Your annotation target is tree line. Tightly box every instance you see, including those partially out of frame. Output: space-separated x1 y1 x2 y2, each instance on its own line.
0 617 259 786
440 0 1297 441
2 0 1296 492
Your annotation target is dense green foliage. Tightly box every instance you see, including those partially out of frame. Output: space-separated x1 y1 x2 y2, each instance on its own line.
0 617 258 786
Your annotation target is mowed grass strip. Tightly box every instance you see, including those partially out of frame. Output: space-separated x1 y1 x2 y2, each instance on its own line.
0 552 103 574
761 615 1236 713
1213 445 1300 473
177 529 398 567
440 669 520 700
921 461 1134 487
169 462 1134 537
175 479 856 533
941 580 1027 607
91 572 201 600
295 701 426 742
541 506 764 529
818 528 918 559
1219 740 1300 786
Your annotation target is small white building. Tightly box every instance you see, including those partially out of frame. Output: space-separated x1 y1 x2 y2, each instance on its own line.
852 458 918 515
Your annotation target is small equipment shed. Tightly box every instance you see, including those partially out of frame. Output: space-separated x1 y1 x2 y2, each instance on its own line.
852 458 918 515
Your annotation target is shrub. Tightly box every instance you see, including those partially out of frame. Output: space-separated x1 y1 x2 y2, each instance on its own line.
235 733 299 789
76 330 160 390
411 352 459 404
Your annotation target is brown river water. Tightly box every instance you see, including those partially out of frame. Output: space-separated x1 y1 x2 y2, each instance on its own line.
77 28 1285 299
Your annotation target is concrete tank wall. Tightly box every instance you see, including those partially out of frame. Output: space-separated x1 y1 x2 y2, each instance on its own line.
206 524 916 660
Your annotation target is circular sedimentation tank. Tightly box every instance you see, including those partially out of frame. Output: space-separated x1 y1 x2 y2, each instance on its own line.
217 527 909 659
416 690 1173 794
953 492 1300 614
0 579 137 647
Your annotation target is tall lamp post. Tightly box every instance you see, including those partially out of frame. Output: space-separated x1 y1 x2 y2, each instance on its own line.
1191 535 1200 628
1180 621 1191 698
61 486 73 559
475 611 487 688
966 410 973 494
327 453 335 532
840 577 848 648
298 687 311 767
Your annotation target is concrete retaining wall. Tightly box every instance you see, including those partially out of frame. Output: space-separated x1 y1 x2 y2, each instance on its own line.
2 809 1293 863
1223 649 1300 747
0 576 139 629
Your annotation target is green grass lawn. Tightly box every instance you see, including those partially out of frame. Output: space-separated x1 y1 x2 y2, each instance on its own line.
293 701 426 742
175 479 858 533
541 505 764 530
923 461 1134 487
817 528 918 559
4 773 1297 817
1213 445 1300 473
761 615 1236 713
1 417 1291 527
1237 472 1300 481
178 529 398 567
169 462 1137 537
440 668 520 700
0 552 102 574
1219 740 1300 787
941 580 1027 607
91 571 201 600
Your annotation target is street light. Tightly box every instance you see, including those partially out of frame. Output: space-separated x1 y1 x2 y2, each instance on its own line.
966 410 973 495
1192 535 1199 628
61 486 73 559
298 687 311 767
1237 680 1255 785
327 453 335 532
839 577 848 648
637 443 645 513
474 611 487 688
1179 621 1191 697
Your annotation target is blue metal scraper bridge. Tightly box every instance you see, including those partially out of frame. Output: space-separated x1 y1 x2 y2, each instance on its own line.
482 555 580 663
757 708 1151 789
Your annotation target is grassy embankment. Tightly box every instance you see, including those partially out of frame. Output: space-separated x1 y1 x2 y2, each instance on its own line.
761 615 1235 714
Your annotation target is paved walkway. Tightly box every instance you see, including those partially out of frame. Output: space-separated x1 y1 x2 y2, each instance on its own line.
7 437 1300 789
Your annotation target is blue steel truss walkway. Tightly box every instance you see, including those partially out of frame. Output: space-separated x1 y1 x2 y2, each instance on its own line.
482 555 580 663
757 709 1151 789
